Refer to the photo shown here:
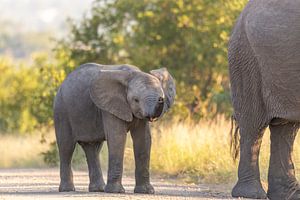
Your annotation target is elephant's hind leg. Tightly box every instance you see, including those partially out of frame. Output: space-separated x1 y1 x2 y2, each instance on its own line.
232 127 267 199
55 119 76 192
267 121 300 200
79 141 105 192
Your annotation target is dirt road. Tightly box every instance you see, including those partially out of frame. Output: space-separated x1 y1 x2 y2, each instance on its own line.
0 169 245 200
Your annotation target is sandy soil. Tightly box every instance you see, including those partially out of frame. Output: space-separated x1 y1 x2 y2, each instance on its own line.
0 168 247 200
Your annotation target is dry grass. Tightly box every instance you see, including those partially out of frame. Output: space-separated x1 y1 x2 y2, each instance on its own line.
0 133 51 168
150 116 237 183
2 117 300 185
149 117 300 184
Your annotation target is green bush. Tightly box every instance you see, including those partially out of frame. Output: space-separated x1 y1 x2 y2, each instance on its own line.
41 141 59 166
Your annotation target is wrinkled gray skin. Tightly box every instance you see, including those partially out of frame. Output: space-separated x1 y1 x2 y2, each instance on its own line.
229 0 300 199
54 63 175 194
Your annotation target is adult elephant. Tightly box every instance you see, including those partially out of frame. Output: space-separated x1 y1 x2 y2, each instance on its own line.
229 0 300 199
54 63 175 194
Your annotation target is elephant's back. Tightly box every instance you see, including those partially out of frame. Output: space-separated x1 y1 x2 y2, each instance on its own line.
60 64 99 108
60 63 139 102
244 0 300 121
245 0 300 64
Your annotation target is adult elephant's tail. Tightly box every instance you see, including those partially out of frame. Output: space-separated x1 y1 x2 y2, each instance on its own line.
230 116 240 161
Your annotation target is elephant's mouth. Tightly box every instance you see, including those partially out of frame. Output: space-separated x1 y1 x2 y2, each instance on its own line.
148 117 158 122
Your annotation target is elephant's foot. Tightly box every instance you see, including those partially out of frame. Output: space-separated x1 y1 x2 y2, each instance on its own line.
89 182 105 192
267 178 300 200
232 179 267 199
268 190 300 200
104 182 125 193
59 182 75 192
134 183 155 194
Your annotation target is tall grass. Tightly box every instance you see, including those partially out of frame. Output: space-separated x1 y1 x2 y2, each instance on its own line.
2 117 300 185
150 116 237 183
150 117 300 184
0 133 50 168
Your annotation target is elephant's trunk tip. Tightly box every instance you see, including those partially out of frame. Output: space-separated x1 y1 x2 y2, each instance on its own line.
230 115 240 162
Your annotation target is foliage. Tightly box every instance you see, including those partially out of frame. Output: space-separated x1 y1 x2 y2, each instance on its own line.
0 53 69 133
41 141 59 166
0 58 39 133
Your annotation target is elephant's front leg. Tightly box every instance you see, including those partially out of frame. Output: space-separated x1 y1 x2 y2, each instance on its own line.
102 111 127 193
232 127 267 199
130 120 154 194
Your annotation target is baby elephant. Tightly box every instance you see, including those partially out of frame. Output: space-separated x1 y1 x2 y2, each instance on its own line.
54 63 176 194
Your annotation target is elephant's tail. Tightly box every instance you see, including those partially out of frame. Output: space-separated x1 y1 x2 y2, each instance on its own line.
230 115 240 161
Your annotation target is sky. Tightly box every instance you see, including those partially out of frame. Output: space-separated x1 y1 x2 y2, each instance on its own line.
0 0 94 33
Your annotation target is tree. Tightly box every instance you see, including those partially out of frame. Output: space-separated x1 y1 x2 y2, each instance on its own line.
0 53 69 133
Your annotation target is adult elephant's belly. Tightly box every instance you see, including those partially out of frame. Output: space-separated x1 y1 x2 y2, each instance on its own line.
245 0 300 121
261 67 300 122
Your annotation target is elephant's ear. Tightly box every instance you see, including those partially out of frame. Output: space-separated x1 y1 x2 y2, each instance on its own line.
90 70 133 122
150 68 176 112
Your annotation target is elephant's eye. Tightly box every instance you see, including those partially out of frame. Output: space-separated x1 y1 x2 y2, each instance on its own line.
134 98 139 103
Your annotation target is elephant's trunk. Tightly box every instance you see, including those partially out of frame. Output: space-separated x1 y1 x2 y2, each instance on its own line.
144 94 164 120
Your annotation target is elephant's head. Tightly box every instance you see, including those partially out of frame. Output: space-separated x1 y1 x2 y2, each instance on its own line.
90 67 176 122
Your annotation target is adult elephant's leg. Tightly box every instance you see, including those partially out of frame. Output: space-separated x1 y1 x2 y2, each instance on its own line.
267 121 300 200
80 141 105 192
130 120 154 194
102 111 127 193
232 127 267 199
